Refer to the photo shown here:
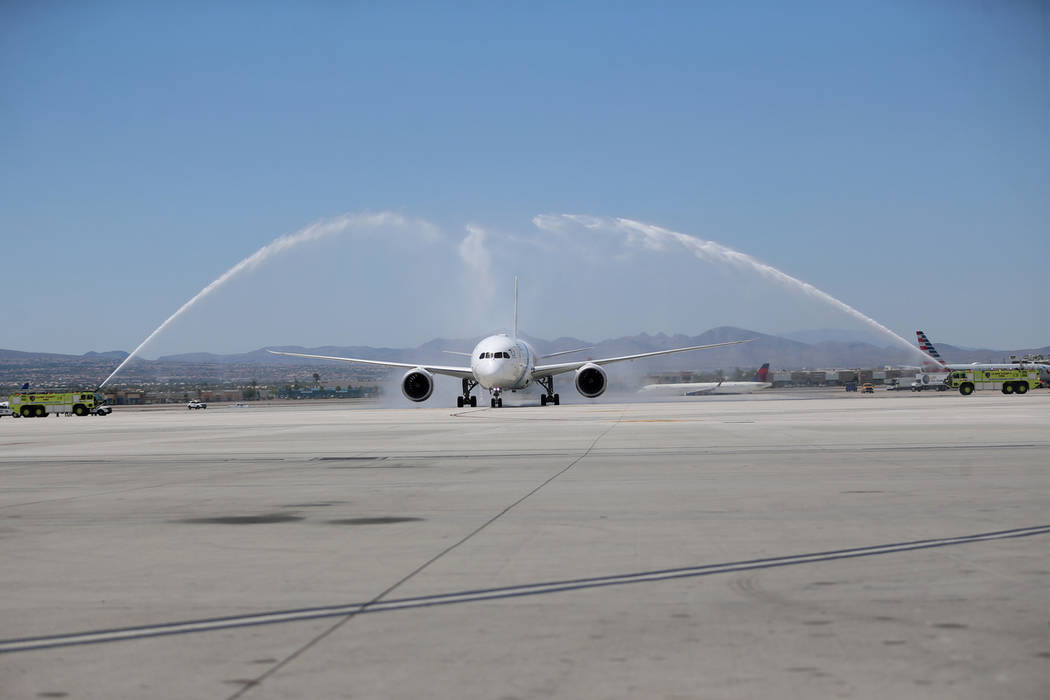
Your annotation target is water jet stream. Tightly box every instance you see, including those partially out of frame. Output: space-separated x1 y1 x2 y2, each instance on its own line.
533 214 937 365
99 212 437 388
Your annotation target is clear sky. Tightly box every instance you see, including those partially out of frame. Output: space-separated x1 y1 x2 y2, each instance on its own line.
2 1 1047 356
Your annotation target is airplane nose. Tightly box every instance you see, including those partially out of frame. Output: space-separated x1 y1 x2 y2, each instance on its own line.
494 361 518 383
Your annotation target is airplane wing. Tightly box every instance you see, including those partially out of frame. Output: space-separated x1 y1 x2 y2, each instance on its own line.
540 346 593 359
533 339 755 379
266 350 475 380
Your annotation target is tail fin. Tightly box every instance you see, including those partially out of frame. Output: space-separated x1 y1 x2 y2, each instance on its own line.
916 330 947 369
513 277 518 339
753 363 770 382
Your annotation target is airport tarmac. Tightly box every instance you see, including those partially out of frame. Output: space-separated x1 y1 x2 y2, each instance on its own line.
1 390 1047 699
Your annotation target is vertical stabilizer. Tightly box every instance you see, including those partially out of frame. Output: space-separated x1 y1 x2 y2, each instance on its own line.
513 277 519 339
916 330 947 369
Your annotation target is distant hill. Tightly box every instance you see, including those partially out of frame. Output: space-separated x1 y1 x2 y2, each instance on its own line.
783 328 889 345
80 350 130 360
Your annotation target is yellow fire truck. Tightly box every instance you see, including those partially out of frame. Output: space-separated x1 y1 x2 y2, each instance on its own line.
944 368 1042 396
9 391 111 417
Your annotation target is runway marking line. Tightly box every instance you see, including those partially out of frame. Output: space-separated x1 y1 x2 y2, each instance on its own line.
2 523 1047 655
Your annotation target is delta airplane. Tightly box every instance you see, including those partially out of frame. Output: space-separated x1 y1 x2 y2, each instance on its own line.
268 280 754 408
639 364 772 396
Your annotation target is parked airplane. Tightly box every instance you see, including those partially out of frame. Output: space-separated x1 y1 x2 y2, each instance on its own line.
916 330 1050 384
917 331 1045 371
269 280 754 408
639 364 772 396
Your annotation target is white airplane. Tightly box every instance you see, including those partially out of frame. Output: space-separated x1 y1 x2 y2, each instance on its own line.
639 364 772 396
918 331 1049 372
916 330 1050 386
269 280 754 408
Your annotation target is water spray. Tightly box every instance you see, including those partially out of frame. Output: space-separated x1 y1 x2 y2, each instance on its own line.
533 214 938 365
99 212 438 389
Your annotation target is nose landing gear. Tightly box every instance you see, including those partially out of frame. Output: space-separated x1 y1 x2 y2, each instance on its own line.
489 387 504 408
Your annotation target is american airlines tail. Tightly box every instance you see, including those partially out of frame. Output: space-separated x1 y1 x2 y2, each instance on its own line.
916 331 948 370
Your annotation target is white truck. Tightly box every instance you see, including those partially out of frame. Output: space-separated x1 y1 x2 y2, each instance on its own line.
889 373 949 391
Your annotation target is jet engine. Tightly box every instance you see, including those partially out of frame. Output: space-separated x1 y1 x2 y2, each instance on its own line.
401 368 435 402
574 363 607 398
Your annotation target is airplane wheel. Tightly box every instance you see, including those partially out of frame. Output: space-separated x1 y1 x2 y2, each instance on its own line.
1016 383 1028 395
540 395 547 406
497 399 503 408
470 396 477 407
491 398 496 408
553 394 560 405
457 397 464 408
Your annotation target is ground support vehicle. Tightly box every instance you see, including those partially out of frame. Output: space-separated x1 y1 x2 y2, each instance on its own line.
9 391 109 417
188 400 207 409
0 403 12 418
945 368 1042 396
912 373 949 391
889 380 949 392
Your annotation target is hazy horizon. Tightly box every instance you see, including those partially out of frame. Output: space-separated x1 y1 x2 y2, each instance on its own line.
5 323 1044 362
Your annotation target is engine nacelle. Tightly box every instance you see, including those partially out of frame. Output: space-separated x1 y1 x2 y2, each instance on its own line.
574 363 607 398
401 368 435 402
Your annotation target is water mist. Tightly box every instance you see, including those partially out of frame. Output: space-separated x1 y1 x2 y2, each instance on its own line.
99 212 437 388
533 214 937 365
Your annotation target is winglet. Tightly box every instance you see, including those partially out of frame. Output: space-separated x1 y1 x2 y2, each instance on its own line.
513 277 519 340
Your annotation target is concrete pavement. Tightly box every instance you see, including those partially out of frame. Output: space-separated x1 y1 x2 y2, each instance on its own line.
1 390 1047 698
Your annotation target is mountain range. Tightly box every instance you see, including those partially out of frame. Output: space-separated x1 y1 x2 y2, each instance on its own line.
2 327 1046 387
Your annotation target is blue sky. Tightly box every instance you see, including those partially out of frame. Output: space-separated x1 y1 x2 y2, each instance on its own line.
2 1 1046 356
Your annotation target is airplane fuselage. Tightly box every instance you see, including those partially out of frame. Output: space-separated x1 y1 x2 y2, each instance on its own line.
639 381 772 396
470 334 537 391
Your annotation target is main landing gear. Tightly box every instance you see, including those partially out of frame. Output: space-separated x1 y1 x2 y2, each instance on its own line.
537 376 560 406
457 379 479 408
